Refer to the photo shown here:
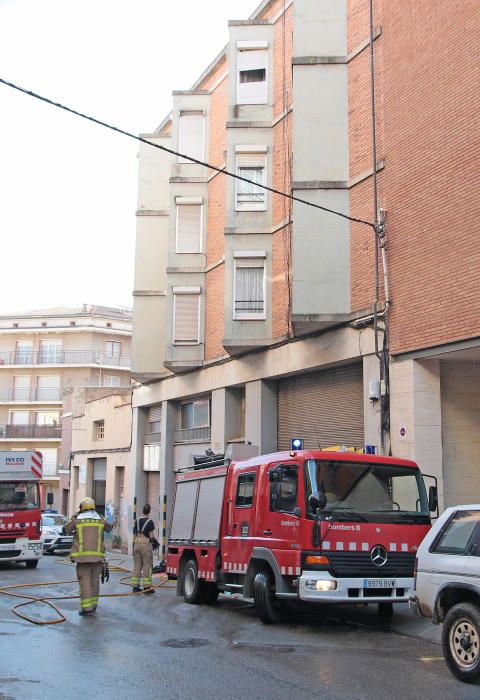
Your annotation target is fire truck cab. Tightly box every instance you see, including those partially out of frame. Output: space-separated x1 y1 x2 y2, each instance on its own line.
0 451 43 567
167 449 436 624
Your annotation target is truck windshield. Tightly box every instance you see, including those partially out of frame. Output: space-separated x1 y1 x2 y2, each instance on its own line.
304 459 429 520
0 482 39 511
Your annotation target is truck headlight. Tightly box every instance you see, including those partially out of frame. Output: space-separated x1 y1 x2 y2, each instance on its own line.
305 580 337 592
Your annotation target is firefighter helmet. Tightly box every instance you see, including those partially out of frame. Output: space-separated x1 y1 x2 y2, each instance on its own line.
79 497 95 512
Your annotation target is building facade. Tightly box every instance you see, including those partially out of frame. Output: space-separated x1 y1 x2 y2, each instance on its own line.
68 388 133 551
0 305 132 512
130 0 479 538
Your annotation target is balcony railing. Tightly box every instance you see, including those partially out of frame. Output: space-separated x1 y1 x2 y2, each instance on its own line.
0 424 62 439
0 350 130 368
42 461 58 477
173 426 211 444
0 387 63 402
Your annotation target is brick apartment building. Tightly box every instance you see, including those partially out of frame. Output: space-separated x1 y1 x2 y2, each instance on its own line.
0 305 132 512
129 0 479 526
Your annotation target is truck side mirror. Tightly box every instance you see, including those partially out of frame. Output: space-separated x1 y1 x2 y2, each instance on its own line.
308 491 326 514
428 485 438 513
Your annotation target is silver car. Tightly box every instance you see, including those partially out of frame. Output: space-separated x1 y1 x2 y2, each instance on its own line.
410 504 480 683
41 513 73 554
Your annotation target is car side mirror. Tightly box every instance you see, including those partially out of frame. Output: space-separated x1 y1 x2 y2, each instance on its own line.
428 485 438 513
308 491 327 514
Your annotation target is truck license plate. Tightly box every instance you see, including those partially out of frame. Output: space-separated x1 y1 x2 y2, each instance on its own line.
0 544 16 551
364 579 395 588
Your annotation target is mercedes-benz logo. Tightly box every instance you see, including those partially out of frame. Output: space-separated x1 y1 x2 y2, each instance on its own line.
370 545 388 567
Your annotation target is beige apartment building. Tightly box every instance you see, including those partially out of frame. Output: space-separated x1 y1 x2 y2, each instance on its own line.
68 388 133 551
128 0 480 541
0 305 132 513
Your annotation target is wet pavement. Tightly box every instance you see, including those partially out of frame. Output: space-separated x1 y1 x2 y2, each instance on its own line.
0 554 478 699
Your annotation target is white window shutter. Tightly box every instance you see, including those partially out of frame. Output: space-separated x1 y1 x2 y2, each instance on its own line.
176 204 202 253
237 49 268 104
174 294 200 343
178 112 205 163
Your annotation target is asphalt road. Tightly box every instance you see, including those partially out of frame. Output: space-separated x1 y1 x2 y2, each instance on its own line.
0 555 479 700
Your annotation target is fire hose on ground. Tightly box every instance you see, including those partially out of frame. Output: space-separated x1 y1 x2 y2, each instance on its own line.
0 557 175 626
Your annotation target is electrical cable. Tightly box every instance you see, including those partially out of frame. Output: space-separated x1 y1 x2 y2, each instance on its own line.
0 556 174 626
0 77 375 229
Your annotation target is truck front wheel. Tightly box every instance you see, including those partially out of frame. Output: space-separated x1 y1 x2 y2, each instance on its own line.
254 571 281 624
183 559 207 604
25 560 39 569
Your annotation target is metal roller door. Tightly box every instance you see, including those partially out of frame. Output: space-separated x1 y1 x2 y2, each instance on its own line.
277 364 364 450
146 472 161 526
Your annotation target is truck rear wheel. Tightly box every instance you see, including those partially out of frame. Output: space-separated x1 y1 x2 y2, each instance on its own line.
183 559 207 604
378 602 394 619
254 571 281 624
25 560 39 569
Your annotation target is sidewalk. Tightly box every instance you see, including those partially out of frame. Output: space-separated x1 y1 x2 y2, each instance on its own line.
105 550 441 645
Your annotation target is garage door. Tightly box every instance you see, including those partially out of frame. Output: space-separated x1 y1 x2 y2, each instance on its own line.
277 363 364 450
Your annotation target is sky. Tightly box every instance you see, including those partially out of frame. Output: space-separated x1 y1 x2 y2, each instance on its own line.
0 0 256 313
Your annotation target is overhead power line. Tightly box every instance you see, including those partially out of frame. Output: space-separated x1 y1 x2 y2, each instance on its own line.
0 78 375 229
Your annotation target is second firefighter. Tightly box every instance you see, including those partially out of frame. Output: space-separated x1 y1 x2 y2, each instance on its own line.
131 503 158 593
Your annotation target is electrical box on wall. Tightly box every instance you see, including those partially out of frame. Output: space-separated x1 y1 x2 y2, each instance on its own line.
368 379 380 401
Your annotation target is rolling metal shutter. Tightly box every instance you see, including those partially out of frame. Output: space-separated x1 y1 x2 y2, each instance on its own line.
277 364 364 450
93 458 107 481
146 472 161 522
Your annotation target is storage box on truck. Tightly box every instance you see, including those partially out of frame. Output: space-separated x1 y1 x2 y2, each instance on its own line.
166 449 437 623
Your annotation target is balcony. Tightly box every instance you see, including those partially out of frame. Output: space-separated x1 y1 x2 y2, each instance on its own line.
0 350 130 368
0 424 62 440
173 426 211 444
0 387 63 402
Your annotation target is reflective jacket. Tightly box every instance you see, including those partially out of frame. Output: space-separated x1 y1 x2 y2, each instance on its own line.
64 509 112 563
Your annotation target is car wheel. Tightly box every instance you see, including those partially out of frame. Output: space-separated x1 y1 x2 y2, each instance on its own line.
25 560 39 569
253 570 282 624
442 602 480 683
183 560 207 604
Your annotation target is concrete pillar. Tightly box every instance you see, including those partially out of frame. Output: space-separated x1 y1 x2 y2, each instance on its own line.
245 379 277 454
159 400 176 541
362 353 382 453
126 406 148 554
390 358 444 511
211 388 242 453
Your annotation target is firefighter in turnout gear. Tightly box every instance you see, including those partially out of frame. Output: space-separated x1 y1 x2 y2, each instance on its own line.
131 504 158 594
63 497 112 615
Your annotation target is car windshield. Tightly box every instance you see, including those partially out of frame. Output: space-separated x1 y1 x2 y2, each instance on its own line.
304 459 429 520
0 482 39 511
42 515 67 527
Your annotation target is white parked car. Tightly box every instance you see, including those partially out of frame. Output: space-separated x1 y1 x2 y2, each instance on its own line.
41 513 73 554
410 504 480 683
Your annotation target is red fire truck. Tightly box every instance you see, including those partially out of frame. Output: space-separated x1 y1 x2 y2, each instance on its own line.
0 450 43 567
166 449 437 623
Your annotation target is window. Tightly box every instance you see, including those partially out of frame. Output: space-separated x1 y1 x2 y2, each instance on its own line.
104 341 121 358
237 43 268 104
103 375 121 387
180 399 210 430
35 412 59 426
270 465 298 513
235 147 267 211
178 111 205 163
432 510 480 555
36 375 60 401
39 340 62 364
176 198 203 253
147 405 162 435
236 473 256 508
93 419 104 440
13 376 30 401
15 341 33 364
234 253 266 320
173 287 200 344
9 410 29 425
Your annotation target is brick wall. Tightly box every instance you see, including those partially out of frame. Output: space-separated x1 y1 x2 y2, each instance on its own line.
382 0 480 354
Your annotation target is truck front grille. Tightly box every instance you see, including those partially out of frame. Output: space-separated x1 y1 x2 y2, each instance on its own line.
327 552 415 578
0 550 21 558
